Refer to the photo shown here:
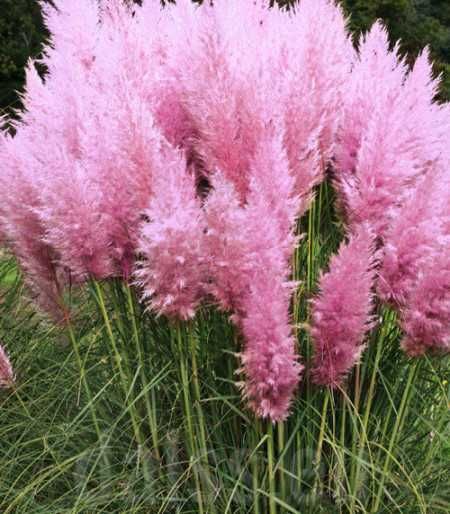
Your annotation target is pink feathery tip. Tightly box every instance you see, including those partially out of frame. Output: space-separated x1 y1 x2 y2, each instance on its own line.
239 279 303 422
0 344 14 388
136 146 205 321
400 254 450 357
311 224 377 388
334 22 448 237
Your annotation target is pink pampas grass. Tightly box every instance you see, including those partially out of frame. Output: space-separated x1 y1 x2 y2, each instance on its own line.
205 126 303 421
311 224 377 388
136 145 205 321
335 24 448 237
400 253 450 357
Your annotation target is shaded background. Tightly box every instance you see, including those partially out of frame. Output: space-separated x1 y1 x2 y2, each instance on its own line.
1 0 449 117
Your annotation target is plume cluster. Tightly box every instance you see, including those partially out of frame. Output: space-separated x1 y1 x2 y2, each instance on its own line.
0 0 448 419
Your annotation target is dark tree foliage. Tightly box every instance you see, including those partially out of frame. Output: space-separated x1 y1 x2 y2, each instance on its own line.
0 0 50 114
0 0 449 115
341 0 450 100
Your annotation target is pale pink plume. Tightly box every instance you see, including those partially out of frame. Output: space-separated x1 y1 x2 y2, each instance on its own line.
311 224 377 387
335 24 448 237
379 165 450 356
379 165 450 306
280 0 354 207
136 145 205 321
0 132 64 318
205 126 303 420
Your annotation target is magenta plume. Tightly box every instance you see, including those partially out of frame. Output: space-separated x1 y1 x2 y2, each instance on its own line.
311 224 377 387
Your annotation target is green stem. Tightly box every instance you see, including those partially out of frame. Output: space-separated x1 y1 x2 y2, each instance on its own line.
372 362 419 512
175 323 205 514
336 393 347 507
277 421 286 503
252 419 262 514
267 422 277 514
66 321 110 469
125 285 161 462
188 324 217 513
92 281 149 481
312 391 330 498
349 333 383 511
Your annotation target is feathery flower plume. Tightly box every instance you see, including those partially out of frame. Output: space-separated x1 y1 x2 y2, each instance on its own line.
0 133 64 317
0 343 14 388
311 224 377 387
203 174 252 313
136 145 205 321
379 166 450 306
205 126 303 420
400 253 450 357
237 126 302 420
280 0 353 204
379 166 450 356
166 0 352 204
335 24 448 237
163 0 276 201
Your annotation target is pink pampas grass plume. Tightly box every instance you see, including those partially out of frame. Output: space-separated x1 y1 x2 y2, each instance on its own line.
237 127 303 421
203 174 253 313
280 0 353 200
378 165 450 306
205 126 303 420
0 344 15 389
239 277 302 421
400 253 450 357
0 132 65 318
311 224 377 387
378 165 450 357
335 24 448 237
136 145 205 321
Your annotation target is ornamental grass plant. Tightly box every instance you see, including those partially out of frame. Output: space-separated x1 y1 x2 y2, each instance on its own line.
0 1 449 512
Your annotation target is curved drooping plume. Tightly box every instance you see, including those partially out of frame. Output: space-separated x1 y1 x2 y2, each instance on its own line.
311 224 377 387
236 127 303 421
0 343 14 388
1 0 177 283
0 132 64 317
